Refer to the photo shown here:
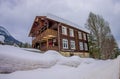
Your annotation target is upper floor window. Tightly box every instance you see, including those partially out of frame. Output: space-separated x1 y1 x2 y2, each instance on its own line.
78 31 82 39
62 26 67 35
62 39 68 49
83 33 87 40
84 43 88 51
69 28 74 37
79 42 84 50
70 40 75 49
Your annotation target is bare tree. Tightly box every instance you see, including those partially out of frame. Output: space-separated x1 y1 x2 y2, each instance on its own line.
86 12 118 59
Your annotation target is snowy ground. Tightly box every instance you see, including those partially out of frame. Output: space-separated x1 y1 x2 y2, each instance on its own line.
0 45 120 79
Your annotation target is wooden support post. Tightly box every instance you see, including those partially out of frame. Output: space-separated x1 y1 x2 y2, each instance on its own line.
46 38 48 50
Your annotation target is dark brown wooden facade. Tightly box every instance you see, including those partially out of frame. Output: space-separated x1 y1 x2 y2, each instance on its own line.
29 15 89 57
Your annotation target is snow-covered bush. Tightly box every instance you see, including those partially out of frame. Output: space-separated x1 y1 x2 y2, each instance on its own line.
0 35 5 44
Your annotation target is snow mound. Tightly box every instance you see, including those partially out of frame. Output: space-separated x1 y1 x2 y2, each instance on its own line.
0 45 120 79
0 45 58 73
80 58 96 64
0 45 82 73
58 56 81 67
0 59 119 79
21 48 41 53
115 55 120 78
44 50 63 58
45 50 81 67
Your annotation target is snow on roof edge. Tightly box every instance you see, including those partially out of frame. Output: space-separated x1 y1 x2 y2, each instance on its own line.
47 13 89 33
38 13 89 33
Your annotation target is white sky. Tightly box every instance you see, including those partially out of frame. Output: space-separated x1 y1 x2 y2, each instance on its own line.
0 0 120 48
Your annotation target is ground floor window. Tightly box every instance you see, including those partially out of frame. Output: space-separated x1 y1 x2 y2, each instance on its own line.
84 43 88 51
70 40 75 49
62 39 68 49
79 42 84 50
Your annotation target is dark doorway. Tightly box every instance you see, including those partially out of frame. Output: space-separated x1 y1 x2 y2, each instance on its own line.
35 43 40 49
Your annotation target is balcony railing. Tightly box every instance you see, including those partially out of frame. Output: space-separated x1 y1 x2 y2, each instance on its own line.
40 46 58 51
40 29 58 39
32 29 58 44
48 46 58 50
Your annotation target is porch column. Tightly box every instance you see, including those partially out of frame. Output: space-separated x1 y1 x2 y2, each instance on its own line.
47 38 48 50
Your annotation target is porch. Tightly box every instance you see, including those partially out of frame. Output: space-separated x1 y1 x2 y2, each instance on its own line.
40 38 59 51
33 29 59 51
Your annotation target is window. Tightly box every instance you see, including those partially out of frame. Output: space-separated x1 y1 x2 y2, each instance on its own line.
78 31 82 39
69 28 74 37
62 26 67 35
84 43 88 51
62 39 68 49
79 42 84 50
70 40 75 49
83 33 87 40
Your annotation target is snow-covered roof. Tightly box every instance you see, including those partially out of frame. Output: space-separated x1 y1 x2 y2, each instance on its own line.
47 14 80 27
39 13 89 33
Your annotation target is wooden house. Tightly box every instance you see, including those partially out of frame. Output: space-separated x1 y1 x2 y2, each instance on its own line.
29 14 89 57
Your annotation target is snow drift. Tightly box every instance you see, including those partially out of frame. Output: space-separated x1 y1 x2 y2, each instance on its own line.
0 45 120 79
0 45 82 73
0 45 58 72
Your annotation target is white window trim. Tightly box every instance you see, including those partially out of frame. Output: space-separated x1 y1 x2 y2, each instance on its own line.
79 42 84 50
62 39 68 49
62 26 67 35
69 28 74 37
84 43 88 51
83 33 87 40
70 40 75 49
78 31 82 39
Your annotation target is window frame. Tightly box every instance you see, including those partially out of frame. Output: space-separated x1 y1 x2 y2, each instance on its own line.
69 28 74 37
62 39 68 49
83 33 87 40
62 26 67 35
70 40 75 49
79 42 84 50
84 43 88 51
78 31 82 39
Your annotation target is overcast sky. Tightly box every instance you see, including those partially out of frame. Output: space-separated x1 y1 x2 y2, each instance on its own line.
0 0 120 48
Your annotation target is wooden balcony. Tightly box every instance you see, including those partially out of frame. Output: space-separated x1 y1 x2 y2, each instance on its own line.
32 29 58 46
40 29 58 40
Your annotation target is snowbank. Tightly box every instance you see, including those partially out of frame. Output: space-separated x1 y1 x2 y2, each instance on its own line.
0 45 81 73
0 59 119 79
0 45 119 79
0 45 59 73
57 56 81 67
114 55 120 79
21 48 41 52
